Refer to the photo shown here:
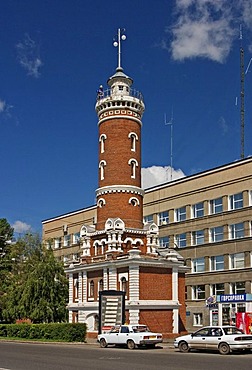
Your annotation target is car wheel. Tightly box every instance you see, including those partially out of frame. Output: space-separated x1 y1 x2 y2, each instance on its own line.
178 341 190 353
218 342 230 355
127 339 135 350
99 338 107 348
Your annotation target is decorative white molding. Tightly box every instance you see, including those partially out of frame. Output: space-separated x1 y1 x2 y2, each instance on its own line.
96 185 144 197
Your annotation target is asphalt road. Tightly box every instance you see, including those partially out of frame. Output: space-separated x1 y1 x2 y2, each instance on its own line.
0 341 251 370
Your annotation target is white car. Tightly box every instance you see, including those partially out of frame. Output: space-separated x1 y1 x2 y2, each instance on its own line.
174 326 252 355
98 324 163 349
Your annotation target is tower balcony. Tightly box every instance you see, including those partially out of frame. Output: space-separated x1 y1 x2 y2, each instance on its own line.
95 87 145 118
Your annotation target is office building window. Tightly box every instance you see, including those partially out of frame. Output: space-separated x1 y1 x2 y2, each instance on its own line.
175 233 187 248
193 313 203 326
230 281 245 294
192 285 205 300
210 226 224 242
192 257 205 273
175 206 186 222
230 252 245 269
192 202 204 218
209 197 223 214
229 222 244 239
229 192 243 210
159 236 169 248
144 214 153 223
210 255 224 271
192 230 204 245
158 211 169 226
54 238 62 249
73 232 80 244
63 234 71 247
211 283 225 296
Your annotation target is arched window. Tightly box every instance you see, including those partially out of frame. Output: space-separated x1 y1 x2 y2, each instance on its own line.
121 277 127 293
128 132 138 152
89 280 94 297
97 198 106 208
99 160 106 180
99 134 107 153
128 158 138 179
129 197 140 206
99 279 103 292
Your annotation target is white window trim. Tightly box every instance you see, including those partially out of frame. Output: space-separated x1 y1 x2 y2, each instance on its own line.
128 158 138 179
129 196 140 206
99 133 107 153
99 160 106 180
128 132 138 152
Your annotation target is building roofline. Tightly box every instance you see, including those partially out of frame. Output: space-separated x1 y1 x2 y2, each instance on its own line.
42 157 252 225
144 157 252 194
41 204 97 224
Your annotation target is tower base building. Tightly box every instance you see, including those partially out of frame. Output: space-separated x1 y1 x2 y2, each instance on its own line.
43 30 188 339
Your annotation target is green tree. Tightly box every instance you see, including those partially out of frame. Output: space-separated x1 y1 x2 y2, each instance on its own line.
0 218 14 320
3 233 69 323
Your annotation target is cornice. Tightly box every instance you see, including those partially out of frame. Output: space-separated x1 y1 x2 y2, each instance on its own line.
96 185 145 197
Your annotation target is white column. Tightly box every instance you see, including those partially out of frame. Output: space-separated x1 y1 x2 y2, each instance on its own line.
129 265 140 324
172 267 179 333
82 271 87 303
78 272 83 303
69 273 73 304
108 267 117 290
103 267 108 290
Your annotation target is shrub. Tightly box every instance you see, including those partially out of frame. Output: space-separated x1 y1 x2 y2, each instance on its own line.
0 323 86 342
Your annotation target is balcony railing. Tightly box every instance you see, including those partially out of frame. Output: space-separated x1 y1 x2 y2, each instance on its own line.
96 88 143 102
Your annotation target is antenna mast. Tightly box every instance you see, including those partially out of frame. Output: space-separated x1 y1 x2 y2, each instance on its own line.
113 28 126 70
240 25 245 159
165 110 173 181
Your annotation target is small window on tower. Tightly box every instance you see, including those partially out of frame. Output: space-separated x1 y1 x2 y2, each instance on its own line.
99 160 106 180
98 198 106 208
128 159 138 179
129 197 139 206
99 134 107 153
119 85 123 91
128 132 138 152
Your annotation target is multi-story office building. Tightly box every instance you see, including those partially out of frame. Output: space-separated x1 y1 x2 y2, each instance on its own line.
43 157 252 333
143 157 252 332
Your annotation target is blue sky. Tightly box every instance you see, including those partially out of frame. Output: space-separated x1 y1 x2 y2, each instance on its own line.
1 0 252 234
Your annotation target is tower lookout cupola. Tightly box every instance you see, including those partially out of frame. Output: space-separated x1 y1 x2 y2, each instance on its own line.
95 29 145 231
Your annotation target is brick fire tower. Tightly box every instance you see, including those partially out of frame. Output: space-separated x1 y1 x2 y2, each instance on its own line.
66 29 188 339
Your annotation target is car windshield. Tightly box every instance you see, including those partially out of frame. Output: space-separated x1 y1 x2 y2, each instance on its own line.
223 327 244 335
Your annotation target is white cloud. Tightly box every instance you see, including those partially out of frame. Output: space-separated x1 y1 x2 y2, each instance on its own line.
16 34 43 78
12 220 31 234
168 0 252 63
0 98 13 119
141 166 185 189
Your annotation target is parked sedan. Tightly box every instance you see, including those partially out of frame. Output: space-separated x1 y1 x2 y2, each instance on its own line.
98 324 163 349
174 326 252 355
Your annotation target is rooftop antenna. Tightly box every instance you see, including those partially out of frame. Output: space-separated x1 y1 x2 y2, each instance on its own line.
240 24 245 159
164 109 173 181
113 28 126 71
